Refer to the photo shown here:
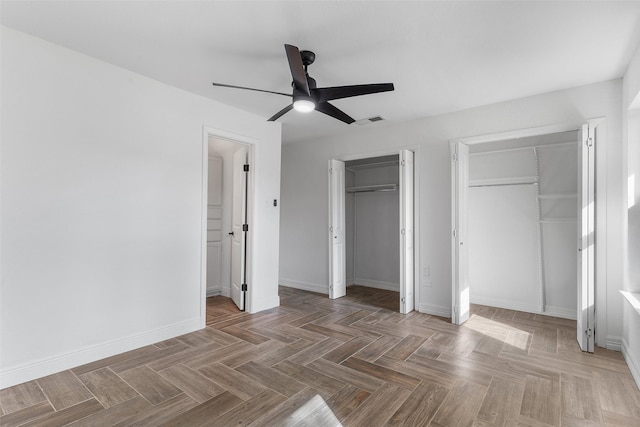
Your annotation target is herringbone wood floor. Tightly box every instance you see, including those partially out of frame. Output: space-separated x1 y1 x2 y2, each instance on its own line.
2 285 640 426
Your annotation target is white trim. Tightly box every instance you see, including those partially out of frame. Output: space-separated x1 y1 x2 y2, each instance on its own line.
206 289 222 297
280 278 328 295
470 296 544 316
352 278 399 292
621 291 640 316
606 336 622 352
202 127 257 313
419 303 451 318
622 338 640 390
452 123 583 146
0 317 201 389
543 305 577 320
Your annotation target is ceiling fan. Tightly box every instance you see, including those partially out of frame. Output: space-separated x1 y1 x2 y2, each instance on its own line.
212 44 394 124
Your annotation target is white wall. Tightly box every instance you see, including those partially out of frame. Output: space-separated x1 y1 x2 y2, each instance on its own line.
468 147 541 313
622 39 640 388
280 78 623 346
467 143 577 319
350 164 399 290
0 27 281 388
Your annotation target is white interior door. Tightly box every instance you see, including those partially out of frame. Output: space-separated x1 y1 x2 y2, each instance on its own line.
577 124 595 352
329 159 346 299
399 150 415 314
230 148 248 310
207 156 223 294
451 142 470 325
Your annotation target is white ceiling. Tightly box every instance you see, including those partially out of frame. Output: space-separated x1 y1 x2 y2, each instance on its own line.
2 1 640 144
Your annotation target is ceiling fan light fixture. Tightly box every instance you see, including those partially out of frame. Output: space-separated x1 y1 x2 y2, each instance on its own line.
293 99 315 113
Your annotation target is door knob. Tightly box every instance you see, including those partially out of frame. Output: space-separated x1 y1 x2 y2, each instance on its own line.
228 231 234 236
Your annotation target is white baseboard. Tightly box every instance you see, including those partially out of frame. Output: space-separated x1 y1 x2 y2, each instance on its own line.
206 289 222 297
622 338 640 390
280 278 328 295
471 296 543 315
605 335 622 352
470 296 576 320
250 295 280 314
221 288 230 298
419 303 451 318
543 305 577 320
352 278 399 292
0 317 203 390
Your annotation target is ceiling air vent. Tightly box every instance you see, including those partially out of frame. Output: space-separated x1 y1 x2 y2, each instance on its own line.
354 116 385 126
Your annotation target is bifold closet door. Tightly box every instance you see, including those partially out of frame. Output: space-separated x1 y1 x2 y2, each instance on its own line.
329 159 346 299
399 150 414 314
451 142 470 325
577 124 595 352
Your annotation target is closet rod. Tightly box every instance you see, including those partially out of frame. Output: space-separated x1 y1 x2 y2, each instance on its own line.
468 182 537 188
346 184 398 193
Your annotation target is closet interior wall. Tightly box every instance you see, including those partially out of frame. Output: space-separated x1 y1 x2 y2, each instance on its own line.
468 131 578 319
345 156 400 291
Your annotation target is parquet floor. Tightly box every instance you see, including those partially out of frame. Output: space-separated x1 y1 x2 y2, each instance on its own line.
2 286 640 426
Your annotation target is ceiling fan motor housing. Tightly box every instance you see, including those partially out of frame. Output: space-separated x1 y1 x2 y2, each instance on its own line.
293 76 317 104
300 50 316 66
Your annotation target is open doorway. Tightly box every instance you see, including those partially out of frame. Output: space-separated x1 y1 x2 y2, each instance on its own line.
328 150 415 314
451 124 597 352
206 136 252 311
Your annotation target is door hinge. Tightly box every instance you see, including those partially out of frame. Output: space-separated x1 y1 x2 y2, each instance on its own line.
243 164 249 172
453 305 457 314
401 160 406 166
242 224 248 232
587 137 594 148
401 297 406 303
401 228 405 235
453 153 457 162
329 226 333 232
585 328 592 338
453 229 457 238
329 168 332 174
241 284 247 291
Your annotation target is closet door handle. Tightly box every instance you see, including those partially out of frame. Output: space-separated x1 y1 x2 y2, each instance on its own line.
228 231 235 236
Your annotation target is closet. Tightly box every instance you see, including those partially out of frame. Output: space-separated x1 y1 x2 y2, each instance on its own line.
467 131 578 319
345 155 400 292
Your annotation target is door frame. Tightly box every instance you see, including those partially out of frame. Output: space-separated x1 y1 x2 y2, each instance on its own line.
450 120 606 348
201 127 256 324
328 146 420 312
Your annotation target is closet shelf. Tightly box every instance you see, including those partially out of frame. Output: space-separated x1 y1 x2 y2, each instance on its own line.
537 193 578 200
468 177 538 188
346 184 397 193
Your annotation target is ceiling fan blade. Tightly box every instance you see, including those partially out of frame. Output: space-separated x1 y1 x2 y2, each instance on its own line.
267 104 294 122
284 44 310 96
212 82 291 98
315 102 355 124
314 83 394 103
